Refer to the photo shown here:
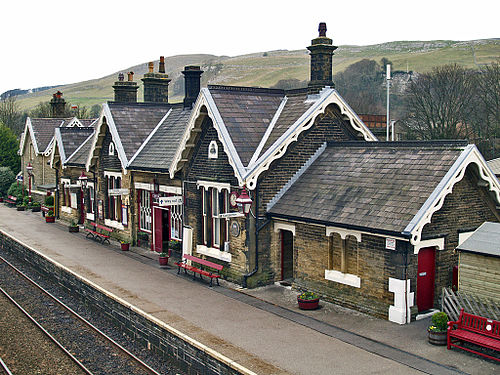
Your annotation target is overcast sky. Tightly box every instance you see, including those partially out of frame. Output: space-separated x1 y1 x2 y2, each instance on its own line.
1 0 499 96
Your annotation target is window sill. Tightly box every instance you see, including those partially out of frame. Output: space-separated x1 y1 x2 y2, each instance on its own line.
324 269 361 288
196 244 231 262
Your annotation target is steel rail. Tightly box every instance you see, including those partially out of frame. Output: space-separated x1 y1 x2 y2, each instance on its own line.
0 286 94 375
0 356 14 375
0 255 162 375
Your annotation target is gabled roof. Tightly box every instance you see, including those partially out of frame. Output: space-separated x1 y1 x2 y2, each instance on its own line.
171 86 377 187
87 102 171 172
128 105 192 173
52 127 95 166
66 133 94 167
456 222 500 257
267 141 500 245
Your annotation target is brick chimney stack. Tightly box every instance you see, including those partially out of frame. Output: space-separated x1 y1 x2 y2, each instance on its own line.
50 91 66 118
113 72 138 103
182 66 203 109
307 22 338 95
142 56 171 103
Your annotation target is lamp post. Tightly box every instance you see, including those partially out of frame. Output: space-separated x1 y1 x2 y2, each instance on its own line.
79 171 88 223
26 162 33 202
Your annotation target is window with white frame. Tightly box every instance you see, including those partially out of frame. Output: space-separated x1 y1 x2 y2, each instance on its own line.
139 189 151 232
170 200 182 240
108 142 115 156
106 175 122 222
86 184 95 214
201 186 229 249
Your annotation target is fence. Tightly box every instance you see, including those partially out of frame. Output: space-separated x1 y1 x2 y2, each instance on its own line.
442 287 500 321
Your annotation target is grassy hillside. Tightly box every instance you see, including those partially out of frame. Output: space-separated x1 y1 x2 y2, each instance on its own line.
13 39 500 111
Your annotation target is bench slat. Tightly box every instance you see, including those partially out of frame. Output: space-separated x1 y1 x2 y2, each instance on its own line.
183 254 223 271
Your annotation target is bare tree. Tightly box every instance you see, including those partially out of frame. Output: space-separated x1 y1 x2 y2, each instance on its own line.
0 97 23 134
403 64 476 140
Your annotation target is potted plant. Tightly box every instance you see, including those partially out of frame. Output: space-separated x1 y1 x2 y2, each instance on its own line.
42 195 54 217
168 239 181 251
297 291 320 310
158 252 169 267
45 210 55 223
68 221 79 233
120 240 130 251
427 311 449 345
16 203 26 211
31 201 41 212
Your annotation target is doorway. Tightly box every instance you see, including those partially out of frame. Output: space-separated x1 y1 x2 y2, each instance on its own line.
281 230 294 281
153 207 170 253
417 247 436 312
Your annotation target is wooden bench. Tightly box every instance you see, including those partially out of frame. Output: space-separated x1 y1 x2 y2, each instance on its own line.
85 222 113 244
174 254 223 287
447 308 500 362
5 195 17 206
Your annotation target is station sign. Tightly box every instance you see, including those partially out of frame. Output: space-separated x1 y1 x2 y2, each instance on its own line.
159 196 183 206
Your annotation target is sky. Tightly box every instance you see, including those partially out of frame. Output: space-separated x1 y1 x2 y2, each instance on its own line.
1 0 499 95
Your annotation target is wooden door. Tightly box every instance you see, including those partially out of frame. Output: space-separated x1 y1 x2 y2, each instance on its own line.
153 207 163 253
417 247 436 312
281 230 294 280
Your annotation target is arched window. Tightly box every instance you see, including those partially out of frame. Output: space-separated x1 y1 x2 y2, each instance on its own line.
108 142 115 156
208 140 218 159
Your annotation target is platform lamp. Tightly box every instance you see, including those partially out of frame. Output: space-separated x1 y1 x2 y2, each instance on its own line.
78 171 88 223
236 187 253 215
26 162 33 202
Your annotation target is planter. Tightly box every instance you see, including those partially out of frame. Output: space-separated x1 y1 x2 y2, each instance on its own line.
427 329 447 345
16 206 26 211
159 256 169 267
297 297 320 310
45 216 55 223
120 243 130 251
68 226 79 233
31 206 41 212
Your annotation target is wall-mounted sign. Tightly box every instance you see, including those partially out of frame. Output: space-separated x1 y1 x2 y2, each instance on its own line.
159 196 183 207
230 221 240 237
109 188 129 196
386 237 396 250
219 212 244 219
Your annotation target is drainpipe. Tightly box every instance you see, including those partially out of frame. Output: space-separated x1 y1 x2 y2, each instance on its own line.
243 184 270 288
55 168 59 219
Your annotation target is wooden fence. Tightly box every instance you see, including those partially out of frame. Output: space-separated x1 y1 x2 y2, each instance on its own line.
442 287 500 321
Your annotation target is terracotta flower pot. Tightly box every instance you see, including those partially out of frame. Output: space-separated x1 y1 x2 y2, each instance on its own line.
45 216 55 223
121 243 130 251
297 297 320 310
427 329 447 345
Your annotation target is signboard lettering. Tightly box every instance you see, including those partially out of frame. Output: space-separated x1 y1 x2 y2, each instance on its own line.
159 196 183 206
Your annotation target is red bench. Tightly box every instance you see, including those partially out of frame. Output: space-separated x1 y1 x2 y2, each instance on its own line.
5 195 18 206
174 254 223 287
447 308 500 362
85 222 113 244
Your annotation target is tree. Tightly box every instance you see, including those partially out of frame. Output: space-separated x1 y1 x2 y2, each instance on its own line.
0 97 23 134
402 64 476 140
334 59 386 114
0 122 20 174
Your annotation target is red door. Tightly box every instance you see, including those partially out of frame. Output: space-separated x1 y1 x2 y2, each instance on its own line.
417 247 436 312
153 207 163 253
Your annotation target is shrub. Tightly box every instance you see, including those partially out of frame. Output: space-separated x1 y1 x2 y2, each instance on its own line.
45 195 54 206
0 167 15 196
7 181 23 199
430 312 449 332
47 210 54 217
298 291 319 300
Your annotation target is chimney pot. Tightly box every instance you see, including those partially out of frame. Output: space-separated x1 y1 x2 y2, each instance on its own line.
159 56 165 73
127 72 134 81
148 62 154 73
318 22 327 37
118 73 124 82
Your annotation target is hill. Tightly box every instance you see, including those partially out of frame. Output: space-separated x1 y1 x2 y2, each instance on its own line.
12 39 500 111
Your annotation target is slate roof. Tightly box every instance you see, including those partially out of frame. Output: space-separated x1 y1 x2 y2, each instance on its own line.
107 102 171 161
57 127 95 164
66 134 94 167
457 222 500 257
30 118 70 152
268 141 468 236
128 105 192 172
487 157 500 176
209 86 285 166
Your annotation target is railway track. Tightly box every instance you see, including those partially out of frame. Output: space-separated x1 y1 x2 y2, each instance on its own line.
0 255 163 375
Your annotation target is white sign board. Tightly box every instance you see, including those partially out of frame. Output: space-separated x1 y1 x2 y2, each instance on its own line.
219 212 244 219
109 188 130 196
386 237 396 250
159 196 183 206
